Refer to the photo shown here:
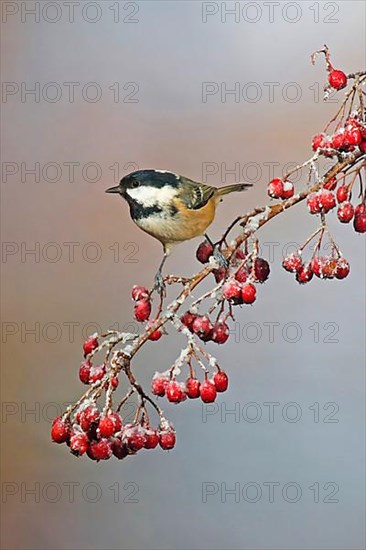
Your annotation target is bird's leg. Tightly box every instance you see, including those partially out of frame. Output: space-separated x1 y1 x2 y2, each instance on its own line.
154 252 168 296
204 233 228 268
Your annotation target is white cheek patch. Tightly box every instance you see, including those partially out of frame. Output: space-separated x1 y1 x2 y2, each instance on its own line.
127 185 176 206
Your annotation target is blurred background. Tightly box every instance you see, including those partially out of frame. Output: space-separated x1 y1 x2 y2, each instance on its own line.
1 1 365 549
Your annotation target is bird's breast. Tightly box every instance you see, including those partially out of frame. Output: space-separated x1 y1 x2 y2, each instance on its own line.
130 197 216 244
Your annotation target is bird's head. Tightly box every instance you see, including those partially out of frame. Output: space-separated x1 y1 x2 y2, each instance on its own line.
106 169 180 206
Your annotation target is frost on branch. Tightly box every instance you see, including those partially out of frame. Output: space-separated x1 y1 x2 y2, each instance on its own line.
52 47 366 462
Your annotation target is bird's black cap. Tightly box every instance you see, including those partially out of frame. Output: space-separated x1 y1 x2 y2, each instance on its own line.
106 169 180 195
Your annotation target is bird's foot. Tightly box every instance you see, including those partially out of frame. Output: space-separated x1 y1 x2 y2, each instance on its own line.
213 246 228 268
210 238 228 268
204 233 228 269
154 271 166 297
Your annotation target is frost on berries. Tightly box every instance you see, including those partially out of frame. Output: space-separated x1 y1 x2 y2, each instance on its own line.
53 46 365 465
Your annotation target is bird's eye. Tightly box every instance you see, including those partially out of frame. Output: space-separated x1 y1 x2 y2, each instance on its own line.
131 181 140 188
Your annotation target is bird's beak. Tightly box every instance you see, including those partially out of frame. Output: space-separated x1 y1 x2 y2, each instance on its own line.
105 184 122 194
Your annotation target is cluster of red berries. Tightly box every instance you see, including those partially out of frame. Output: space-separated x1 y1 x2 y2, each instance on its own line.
131 286 163 340
181 311 229 344
151 370 229 404
79 336 118 387
197 240 270 287
267 178 295 200
282 252 350 283
220 255 270 304
51 406 176 460
312 114 366 156
180 255 269 344
307 182 366 233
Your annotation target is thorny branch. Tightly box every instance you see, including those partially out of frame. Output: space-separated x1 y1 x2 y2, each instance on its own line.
51 47 366 462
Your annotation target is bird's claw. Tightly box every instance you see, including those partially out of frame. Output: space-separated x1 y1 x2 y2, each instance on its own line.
154 271 166 296
213 246 228 268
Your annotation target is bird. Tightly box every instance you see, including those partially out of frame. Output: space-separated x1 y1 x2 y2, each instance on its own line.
106 169 252 290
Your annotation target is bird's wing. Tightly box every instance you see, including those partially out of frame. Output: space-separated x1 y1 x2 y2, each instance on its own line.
178 177 216 210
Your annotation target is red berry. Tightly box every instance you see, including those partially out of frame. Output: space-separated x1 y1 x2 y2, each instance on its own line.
344 127 362 147
321 258 337 279
235 266 248 283
360 140 366 153
88 438 112 461
166 380 186 403
144 429 159 449
213 371 229 392
70 432 89 456
89 364 105 384
336 185 350 203
146 320 163 341
355 204 366 216
78 405 100 432
282 253 303 273
200 380 217 403
134 299 151 322
254 257 270 283
235 248 245 260
335 258 350 279
111 376 119 389
296 264 313 284
213 266 226 283
330 132 345 150
196 240 214 263
328 69 347 90
346 115 361 129
282 180 294 199
131 285 149 302
323 176 337 191
312 133 326 151
337 202 354 223
124 426 146 452
180 311 196 332
268 178 284 199
318 190 336 212
109 412 123 432
241 283 256 304
111 437 129 459
79 361 91 384
83 336 98 356
185 377 201 399
51 416 70 443
354 212 366 233
192 315 213 341
311 256 327 278
212 321 230 344
223 279 242 304
159 428 176 450
98 416 116 438
104 376 120 391
307 193 321 214
151 376 169 396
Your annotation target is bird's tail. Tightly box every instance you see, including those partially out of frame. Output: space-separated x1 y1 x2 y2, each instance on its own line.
216 182 253 197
